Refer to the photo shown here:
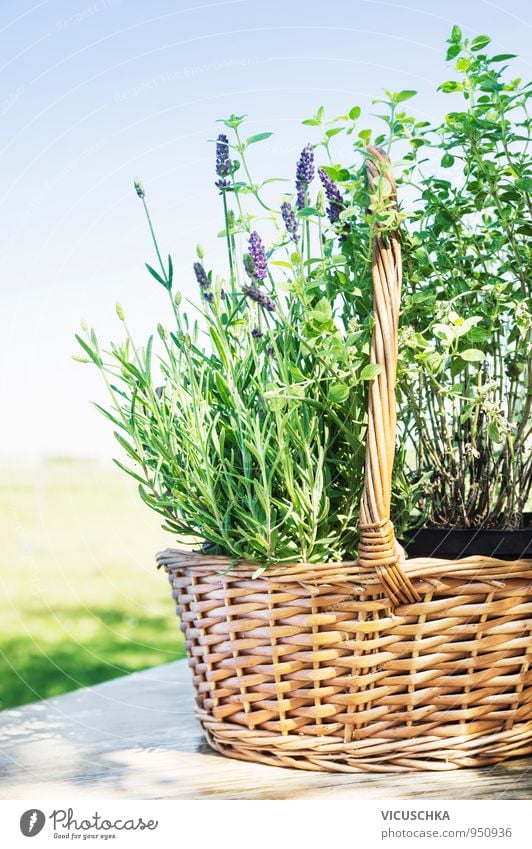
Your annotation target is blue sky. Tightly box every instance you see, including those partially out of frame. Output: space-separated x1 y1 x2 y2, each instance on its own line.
1 0 530 458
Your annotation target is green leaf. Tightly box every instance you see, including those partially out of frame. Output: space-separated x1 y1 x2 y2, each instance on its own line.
471 35 491 52
113 459 145 485
490 54 517 62
246 132 273 145
114 431 140 462
75 334 102 367
360 363 383 381
438 81 462 93
297 206 319 218
395 90 417 103
328 383 350 403
516 176 532 193
441 153 455 168
433 323 455 344
219 113 246 129
145 263 170 290
446 44 460 61
308 297 332 324
488 421 502 443
450 24 462 43
454 316 483 337
460 348 486 363
269 260 293 269
349 106 361 121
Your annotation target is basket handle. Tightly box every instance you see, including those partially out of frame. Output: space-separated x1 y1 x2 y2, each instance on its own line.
357 147 420 607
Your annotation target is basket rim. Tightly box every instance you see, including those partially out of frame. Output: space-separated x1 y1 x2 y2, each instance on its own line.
156 547 532 587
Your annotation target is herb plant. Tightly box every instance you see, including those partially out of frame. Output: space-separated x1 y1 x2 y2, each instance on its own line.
76 28 531 569
397 28 531 528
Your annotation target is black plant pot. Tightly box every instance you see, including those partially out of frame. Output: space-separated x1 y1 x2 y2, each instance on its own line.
401 514 532 561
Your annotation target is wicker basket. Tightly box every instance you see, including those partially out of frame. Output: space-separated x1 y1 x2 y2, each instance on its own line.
157 148 532 772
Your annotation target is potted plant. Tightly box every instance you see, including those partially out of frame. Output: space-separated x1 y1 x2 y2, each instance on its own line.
395 27 531 560
76 28 532 772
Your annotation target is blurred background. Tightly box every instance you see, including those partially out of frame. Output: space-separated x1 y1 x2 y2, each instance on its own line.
1 0 530 709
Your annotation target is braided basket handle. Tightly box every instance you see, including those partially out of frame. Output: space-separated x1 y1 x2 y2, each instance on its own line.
358 147 420 607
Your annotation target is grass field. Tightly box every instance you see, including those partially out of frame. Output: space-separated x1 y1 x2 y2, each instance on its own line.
0 457 185 711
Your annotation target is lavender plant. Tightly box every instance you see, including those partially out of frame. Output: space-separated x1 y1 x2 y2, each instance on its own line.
76 28 531 569
76 135 387 564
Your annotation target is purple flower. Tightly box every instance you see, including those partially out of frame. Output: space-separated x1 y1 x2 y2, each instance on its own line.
281 201 299 242
296 143 314 209
215 133 231 189
193 262 210 288
318 167 345 225
248 231 268 280
251 327 263 338
193 261 214 302
243 285 275 312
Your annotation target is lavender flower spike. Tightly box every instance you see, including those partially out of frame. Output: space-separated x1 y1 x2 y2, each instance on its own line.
318 167 345 224
243 285 275 312
295 143 315 210
193 261 215 302
281 201 299 242
193 262 210 288
248 231 268 280
215 133 231 189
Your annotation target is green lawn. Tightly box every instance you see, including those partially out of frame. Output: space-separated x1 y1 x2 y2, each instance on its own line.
0 457 185 711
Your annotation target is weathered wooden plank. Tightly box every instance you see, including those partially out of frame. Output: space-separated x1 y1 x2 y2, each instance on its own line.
0 661 530 799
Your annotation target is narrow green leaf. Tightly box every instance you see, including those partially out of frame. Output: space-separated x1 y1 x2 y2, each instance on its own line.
113 458 146 484
75 334 102 367
246 132 273 145
145 263 170 290
490 53 517 62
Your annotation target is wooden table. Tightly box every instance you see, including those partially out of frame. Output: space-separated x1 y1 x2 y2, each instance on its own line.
0 660 530 799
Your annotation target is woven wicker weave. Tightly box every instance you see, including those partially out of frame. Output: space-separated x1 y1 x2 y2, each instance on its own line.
158 149 532 772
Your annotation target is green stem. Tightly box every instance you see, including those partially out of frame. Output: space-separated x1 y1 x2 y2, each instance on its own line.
141 197 167 282
222 190 235 291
